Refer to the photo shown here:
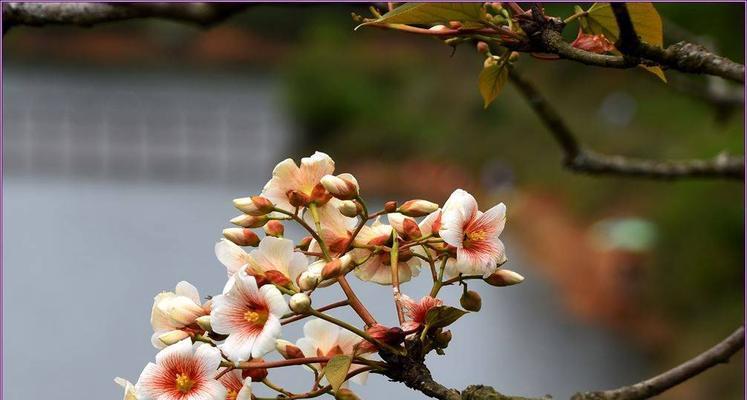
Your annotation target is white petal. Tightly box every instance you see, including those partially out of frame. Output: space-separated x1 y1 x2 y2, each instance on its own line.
302 319 339 353
418 209 442 236
478 202 507 237
236 379 253 400
259 284 290 316
251 316 281 359
135 362 162 400
252 236 294 274
439 189 478 247
215 240 250 276
154 337 193 365
194 343 223 376
175 281 201 306
288 252 309 283
209 294 243 335
221 332 256 363
195 380 228 400
300 151 335 184
386 213 406 236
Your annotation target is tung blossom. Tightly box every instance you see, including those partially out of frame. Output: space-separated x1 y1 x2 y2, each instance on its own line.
305 198 357 255
217 369 252 400
215 236 308 286
352 217 420 285
439 189 507 276
114 378 140 400
261 151 335 211
296 319 370 385
150 281 210 349
135 338 226 400
211 271 290 362
400 295 443 332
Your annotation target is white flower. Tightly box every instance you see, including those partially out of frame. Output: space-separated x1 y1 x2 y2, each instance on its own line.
217 369 253 400
114 377 141 400
211 272 290 362
352 217 420 285
305 198 357 256
135 339 226 400
150 281 209 349
439 189 507 276
261 151 335 211
215 237 308 286
295 319 370 385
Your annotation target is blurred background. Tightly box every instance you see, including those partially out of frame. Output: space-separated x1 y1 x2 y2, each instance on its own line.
2 3 744 400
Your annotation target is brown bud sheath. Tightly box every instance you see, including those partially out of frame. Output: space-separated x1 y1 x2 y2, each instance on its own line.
296 236 312 251
321 259 342 280
402 218 422 239
264 270 291 287
460 289 482 312
223 228 260 246
384 201 398 213
287 190 310 208
241 359 268 381
264 220 284 237
310 183 332 206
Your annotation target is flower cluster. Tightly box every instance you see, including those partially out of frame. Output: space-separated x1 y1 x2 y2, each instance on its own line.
117 152 523 400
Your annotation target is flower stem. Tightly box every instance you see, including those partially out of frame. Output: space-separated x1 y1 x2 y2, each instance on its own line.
335 275 377 327
307 202 332 260
390 231 405 325
306 308 400 354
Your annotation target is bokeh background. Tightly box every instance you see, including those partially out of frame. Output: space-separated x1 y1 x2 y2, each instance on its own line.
2 3 744 400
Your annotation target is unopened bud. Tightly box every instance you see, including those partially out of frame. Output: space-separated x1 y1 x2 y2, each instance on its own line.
310 183 332 205
230 214 269 229
264 270 292 288
476 41 490 54
276 339 305 360
321 173 360 200
289 293 312 313
321 259 342 280
429 24 448 32
460 289 482 312
335 388 362 400
338 200 360 218
484 269 524 287
298 269 321 291
402 218 422 239
158 330 190 346
223 228 260 246
509 51 520 61
263 220 284 237
241 359 268 381
434 329 453 348
448 20 462 29
399 199 439 217
287 190 310 208
233 196 274 216
484 56 498 68
195 315 212 332
296 236 312 251
384 201 398 213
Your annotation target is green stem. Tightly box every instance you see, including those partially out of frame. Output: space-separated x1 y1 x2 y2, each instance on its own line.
307 202 332 260
306 308 402 355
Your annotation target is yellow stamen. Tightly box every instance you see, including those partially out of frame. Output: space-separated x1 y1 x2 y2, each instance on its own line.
465 230 487 242
244 309 269 325
226 389 238 400
175 373 195 393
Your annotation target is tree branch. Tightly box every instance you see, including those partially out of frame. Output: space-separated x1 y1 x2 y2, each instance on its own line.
508 68 745 181
2 3 249 35
571 326 744 400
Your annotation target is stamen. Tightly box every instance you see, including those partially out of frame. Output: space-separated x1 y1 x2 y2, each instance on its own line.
175 373 195 393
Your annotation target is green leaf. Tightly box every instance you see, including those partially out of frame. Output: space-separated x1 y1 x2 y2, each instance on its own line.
358 3 487 29
425 305 468 329
582 2 666 82
323 354 352 392
478 58 509 108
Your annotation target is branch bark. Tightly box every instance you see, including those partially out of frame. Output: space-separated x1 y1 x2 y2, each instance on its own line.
2 3 249 34
508 68 745 181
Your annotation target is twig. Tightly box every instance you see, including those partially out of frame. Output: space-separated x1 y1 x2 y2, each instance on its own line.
571 326 745 400
508 68 745 180
281 299 350 325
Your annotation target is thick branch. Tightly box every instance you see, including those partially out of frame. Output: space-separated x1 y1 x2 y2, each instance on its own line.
2 3 248 34
508 69 744 181
571 326 745 400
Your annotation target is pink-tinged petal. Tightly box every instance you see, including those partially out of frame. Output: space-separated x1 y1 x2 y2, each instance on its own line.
440 189 479 247
218 369 244 393
193 380 227 400
495 239 507 266
295 337 317 359
215 240 250 276
386 213 406 236
251 316 281 359
336 329 363 354
474 202 506 238
209 294 243 334
299 151 335 186
194 343 222 375
288 252 309 283
221 331 256 363
302 319 340 353
175 281 201 306
251 236 294 274
236 379 253 400
455 248 494 276
259 285 289 317
418 209 442 236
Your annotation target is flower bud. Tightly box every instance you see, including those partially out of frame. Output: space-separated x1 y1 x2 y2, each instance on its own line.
298 269 321 291
398 199 439 217
448 20 462 29
158 330 190 346
484 269 524 287
321 173 360 200
195 315 212 332
398 248 414 262
429 24 448 32
223 228 260 246
263 220 284 238
338 200 360 218
484 56 498 68
383 201 398 213
321 259 342 280
241 359 268 381
310 183 333 206
296 236 312 251
233 196 274 216
335 388 362 400
460 289 482 312
402 218 422 239
476 41 490 54
434 329 452 348
289 293 312 313
230 214 269 229
276 339 305 360
287 190 310 207
264 270 292 288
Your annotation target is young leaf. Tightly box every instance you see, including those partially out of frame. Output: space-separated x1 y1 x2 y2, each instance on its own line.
425 305 468 329
358 3 487 29
479 58 509 108
582 2 666 82
323 354 352 392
